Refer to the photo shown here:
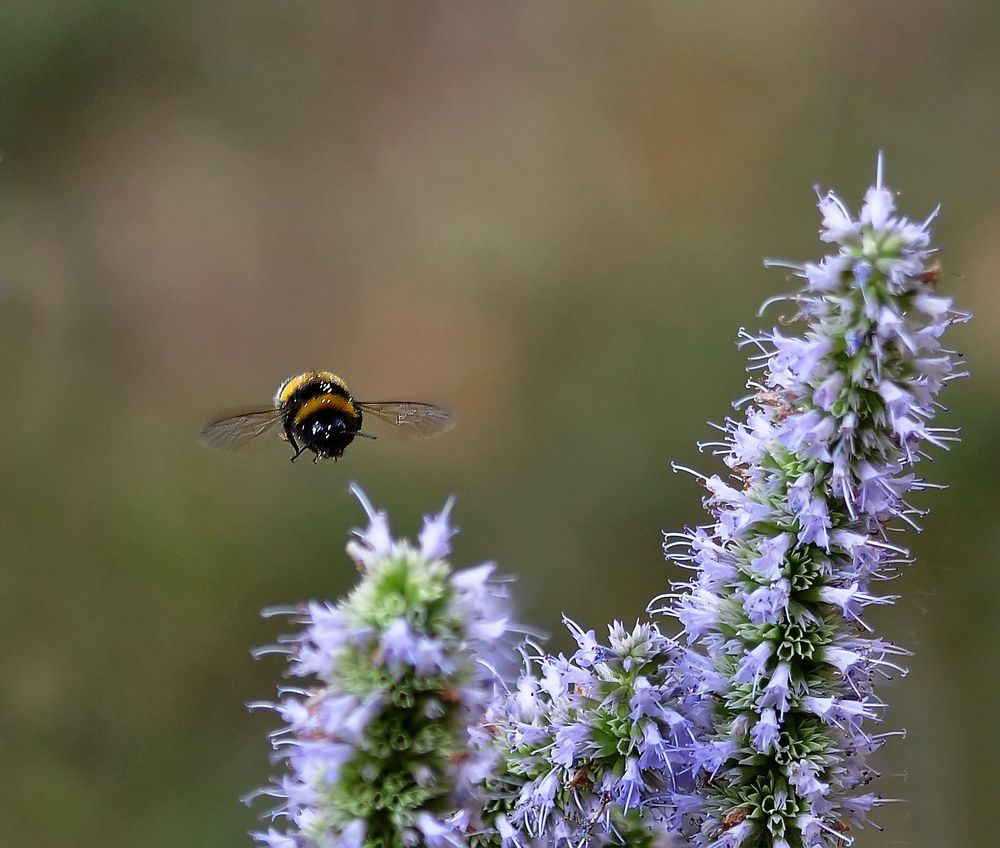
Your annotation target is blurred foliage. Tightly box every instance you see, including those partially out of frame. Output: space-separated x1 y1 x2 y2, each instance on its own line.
0 2 997 846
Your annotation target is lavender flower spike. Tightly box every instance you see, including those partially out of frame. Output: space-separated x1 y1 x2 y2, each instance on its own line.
667 157 968 847
486 617 704 847
250 486 510 848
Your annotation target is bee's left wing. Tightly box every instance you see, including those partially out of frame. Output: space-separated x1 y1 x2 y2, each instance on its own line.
354 401 455 441
198 407 286 452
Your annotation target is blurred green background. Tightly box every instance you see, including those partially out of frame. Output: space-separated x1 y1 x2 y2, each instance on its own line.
1 2 997 846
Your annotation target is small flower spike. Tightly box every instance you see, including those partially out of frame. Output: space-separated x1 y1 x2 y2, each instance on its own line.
485 617 704 848
250 487 510 848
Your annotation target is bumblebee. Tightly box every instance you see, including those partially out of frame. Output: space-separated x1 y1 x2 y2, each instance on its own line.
199 371 454 462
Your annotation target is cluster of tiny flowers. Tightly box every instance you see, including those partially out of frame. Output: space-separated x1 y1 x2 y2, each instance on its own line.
250 486 510 848
662 160 968 848
483 617 706 848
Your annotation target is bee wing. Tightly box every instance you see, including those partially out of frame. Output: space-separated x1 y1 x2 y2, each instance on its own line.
354 401 455 441
198 407 286 452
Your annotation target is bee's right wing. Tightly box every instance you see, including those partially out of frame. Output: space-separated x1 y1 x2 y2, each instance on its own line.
355 401 456 441
198 408 286 452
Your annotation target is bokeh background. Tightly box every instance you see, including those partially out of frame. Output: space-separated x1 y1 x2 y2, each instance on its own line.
1 2 997 846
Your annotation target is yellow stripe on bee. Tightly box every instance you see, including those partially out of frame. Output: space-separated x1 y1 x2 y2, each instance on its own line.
276 371 348 405
292 393 356 426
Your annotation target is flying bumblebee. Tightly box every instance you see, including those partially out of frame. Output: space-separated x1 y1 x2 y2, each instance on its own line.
199 371 455 462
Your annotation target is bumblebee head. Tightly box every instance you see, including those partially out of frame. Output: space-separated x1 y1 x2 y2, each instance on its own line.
303 412 356 458
310 416 347 437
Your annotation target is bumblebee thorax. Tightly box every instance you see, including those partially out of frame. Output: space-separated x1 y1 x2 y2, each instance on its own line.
275 371 351 408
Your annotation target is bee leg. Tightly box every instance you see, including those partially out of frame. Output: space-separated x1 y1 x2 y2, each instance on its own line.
286 428 305 462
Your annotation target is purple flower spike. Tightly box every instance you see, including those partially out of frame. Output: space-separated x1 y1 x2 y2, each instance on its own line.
485 618 705 846
664 156 968 847
249 488 510 848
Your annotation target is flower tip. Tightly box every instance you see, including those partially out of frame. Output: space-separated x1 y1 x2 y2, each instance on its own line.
419 495 459 560
347 482 393 566
876 150 885 190
348 481 378 520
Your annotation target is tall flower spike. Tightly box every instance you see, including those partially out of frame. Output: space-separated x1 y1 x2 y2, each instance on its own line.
250 488 510 848
665 157 968 847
